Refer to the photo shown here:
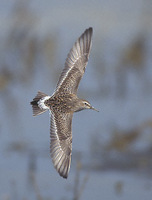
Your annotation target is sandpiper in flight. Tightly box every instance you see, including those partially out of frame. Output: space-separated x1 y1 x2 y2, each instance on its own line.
30 27 98 178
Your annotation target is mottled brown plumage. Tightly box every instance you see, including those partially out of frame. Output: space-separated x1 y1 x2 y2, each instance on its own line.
30 27 98 178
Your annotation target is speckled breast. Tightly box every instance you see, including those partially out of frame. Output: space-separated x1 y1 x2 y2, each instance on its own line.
44 93 77 113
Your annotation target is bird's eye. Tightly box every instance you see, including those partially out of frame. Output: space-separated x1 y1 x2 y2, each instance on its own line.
84 102 88 106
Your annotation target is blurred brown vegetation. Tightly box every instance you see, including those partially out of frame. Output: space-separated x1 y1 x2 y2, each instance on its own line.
89 119 152 172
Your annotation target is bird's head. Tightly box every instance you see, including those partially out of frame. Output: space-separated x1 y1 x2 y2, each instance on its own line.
75 99 99 112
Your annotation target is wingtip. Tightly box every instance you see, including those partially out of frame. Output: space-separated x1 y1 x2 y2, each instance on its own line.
85 27 93 34
59 169 69 179
50 140 71 179
88 27 93 31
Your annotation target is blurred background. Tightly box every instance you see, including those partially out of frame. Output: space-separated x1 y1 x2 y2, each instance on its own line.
0 0 152 199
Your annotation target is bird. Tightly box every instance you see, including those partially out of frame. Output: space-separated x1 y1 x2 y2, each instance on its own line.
30 27 98 179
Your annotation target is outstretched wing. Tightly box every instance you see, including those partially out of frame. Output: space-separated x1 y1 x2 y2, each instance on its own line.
50 111 73 178
54 27 93 95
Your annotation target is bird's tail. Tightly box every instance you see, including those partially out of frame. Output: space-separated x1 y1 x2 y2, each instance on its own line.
30 91 50 116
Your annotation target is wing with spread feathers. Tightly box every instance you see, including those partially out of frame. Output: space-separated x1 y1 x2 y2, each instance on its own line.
54 27 93 95
50 111 73 178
